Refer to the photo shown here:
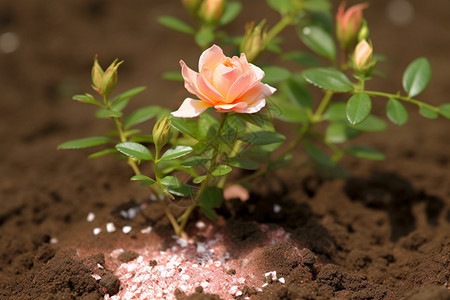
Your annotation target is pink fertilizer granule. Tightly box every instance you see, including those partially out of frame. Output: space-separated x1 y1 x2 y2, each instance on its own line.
100 223 290 300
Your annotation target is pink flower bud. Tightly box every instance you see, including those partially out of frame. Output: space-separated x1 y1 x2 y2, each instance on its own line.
354 39 374 73
199 0 226 25
336 1 368 51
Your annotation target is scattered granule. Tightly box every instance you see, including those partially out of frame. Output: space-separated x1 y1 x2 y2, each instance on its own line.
102 223 291 299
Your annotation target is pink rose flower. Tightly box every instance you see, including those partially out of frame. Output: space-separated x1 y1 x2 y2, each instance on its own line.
171 45 276 118
336 1 368 51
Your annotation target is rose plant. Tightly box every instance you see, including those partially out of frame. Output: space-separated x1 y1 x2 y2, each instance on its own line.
58 0 450 237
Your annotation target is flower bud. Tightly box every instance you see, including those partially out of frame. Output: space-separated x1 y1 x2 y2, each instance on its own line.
240 20 267 63
353 39 375 74
182 0 203 16
336 1 369 51
153 115 172 154
91 55 104 95
101 59 123 98
199 0 226 25
357 19 369 42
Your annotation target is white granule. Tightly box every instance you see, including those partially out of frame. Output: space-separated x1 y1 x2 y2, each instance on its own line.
87 212 95 222
279 277 285 284
122 226 132 234
195 221 206 229
50 237 58 244
273 204 282 213
140 226 152 234
106 222 116 233
93 227 101 235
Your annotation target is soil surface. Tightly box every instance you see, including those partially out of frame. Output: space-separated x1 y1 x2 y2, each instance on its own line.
0 0 449 299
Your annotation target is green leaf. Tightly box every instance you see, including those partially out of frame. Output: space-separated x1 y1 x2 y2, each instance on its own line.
239 131 285 145
438 103 450 119
281 76 313 108
346 146 385 160
195 27 214 48
88 148 117 159
303 140 334 168
115 142 153 160
181 156 209 167
346 93 372 125
160 146 193 161
130 134 153 143
95 108 123 119
282 51 321 67
58 136 113 149
351 115 387 132
325 122 349 144
193 175 207 184
198 113 219 137
211 164 232 176
267 0 295 15
170 116 199 138
324 102 346 122
162 71 184 82
227 157 259 170
124 106 161 129
386 98 408 125
219 1 242 25
261 66 291 84
72 94 103 106
199 186 223 208
235 113 274 130
130 175 156 187
160 176 181 188
200 206 218 221
419 105 438 119
269 99 309 123
111 86 147 108
268 153 292 171
169 184 194 197
402 57 431 97
298 25 336 61
303 0 332 12
157 16 195 34
303 68 353 92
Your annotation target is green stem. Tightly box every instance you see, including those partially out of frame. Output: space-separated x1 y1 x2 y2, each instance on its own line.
177 112 229 234
359 90 439 112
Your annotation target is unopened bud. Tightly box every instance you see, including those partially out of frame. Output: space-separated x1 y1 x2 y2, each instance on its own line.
357 20 369 42
101 59 123 98
336 2 369 51
199 0 226 25
353 39 375 74
182 0 203 16
153 115 172 154
240 20 267 63
91 55 104 95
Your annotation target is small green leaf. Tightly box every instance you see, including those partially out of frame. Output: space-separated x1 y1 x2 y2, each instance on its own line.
199 186 223 208
198 113 219 137
211 165 232 176
346 93 372 125
130 134 153 143
351 115 387 132
200 206 218 221
58 136 113 149
195 27 214 48
111 86 147 108
267 0 295 15
303 140 334 168
169 184 194 197
219 1 242 25
157 16 195 34
269 100 309 123
325 122 349 144
235 113 274 130
324 102 346 121
72 94 103 106
346 146 385 160
193 175 207 184
162 71 184 82
281 76 313 108
124 106 161 129
160 146 193 161
402 57 431 98
181 156 209 167
298 25 336 61
88 148 117 159
160 176 181 188
115 142 153 160
96 108 123 119
239 131 285 145
170 116 199 138
303 0 332 12
438 103 450 119
386 98 408 125
303 68 353 92
261 66 291 84
227 157 259 170
130 175 156 187
419 105 438 119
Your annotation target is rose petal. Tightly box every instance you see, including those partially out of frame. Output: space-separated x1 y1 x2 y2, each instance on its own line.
171 98 211 118
196 73 226 103
214 102 247 113
199 44 226 73
212 63 241 98
180 60 216 106
240 83 276 105
233 98 266 114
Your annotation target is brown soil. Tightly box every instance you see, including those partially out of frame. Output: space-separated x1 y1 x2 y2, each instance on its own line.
0 0 449 299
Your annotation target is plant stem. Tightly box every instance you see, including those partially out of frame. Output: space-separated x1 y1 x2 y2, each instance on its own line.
358 90 439 112
177 112 229 234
